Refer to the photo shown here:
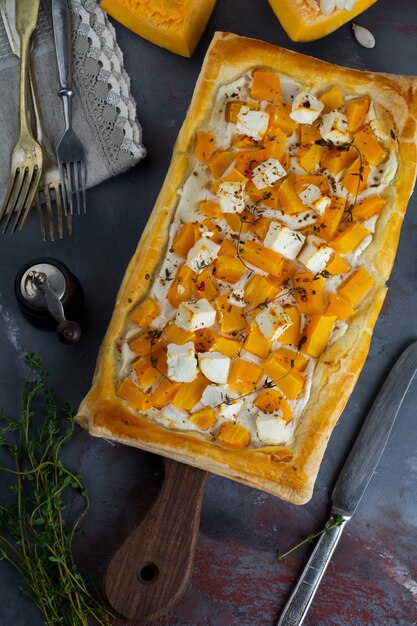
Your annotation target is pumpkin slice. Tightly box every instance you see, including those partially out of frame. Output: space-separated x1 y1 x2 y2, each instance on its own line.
100 0 217 57
268 0 378 43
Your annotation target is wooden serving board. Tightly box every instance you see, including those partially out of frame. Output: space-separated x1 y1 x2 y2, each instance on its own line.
104 458 208 622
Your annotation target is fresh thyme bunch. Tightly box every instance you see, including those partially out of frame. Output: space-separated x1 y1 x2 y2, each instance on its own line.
0 353 112 625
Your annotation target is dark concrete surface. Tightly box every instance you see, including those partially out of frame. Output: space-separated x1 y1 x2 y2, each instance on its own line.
1 1 417 624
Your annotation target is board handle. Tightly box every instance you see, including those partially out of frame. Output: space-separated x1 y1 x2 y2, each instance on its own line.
104 458 208 622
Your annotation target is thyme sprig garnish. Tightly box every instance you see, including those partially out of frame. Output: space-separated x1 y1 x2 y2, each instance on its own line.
0 353 112 625
277 514 346 561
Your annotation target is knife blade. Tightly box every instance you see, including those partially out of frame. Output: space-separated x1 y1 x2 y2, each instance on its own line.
277 340 417 626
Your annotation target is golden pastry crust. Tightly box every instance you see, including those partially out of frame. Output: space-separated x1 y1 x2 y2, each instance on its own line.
76 33 417 504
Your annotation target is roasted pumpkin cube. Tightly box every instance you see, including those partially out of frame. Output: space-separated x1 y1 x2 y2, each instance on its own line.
212 335 242 358
150 378 181 409
211 168 249 194
189 407 217 430
243 322 271 359
224 211 254 234
346 96 370 133
338 267 375 305
131 298 160 328
263 356 305 399
218 239 238 256
320 146 356 175
320 86 344 111
207 150 235 178
215 255 247 283
279 306 301 346
299 143 322 174
194 131 215 161
263 127 287 161
240 240 285 277
172 222 199 258
163 323 194 346
343 158 370 195
192 268 218 301
215 294 247 334
227 101 259 123
304 315 336 358
194 328 217 352
235 147 267 178
316 197 346 241
217 422 251 449
228 358 263 394
325 252 350 275
326 294 355 321
167 265 196 308
129 330 166 357
278 175 306 214
199 218 222 243
274 347 308 371
353 125 386 165
117 379 152 411
200 200 223 219
254 389 292 422
293 272 325 315
331 222 371 254
266 102 298 135
252 217 272 241
133 350 166 391
172 372 209 410
251 70 281 101
352 196 386 221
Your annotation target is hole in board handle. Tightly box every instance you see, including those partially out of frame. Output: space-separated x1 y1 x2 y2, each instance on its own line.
138 562 159 584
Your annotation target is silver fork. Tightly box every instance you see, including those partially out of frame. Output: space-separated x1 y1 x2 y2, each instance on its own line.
0 0 71 240
0 0 43 234
52 0 86 215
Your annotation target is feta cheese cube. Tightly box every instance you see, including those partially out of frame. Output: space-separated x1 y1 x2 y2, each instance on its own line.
236 106 269 140
201 384 243 420
252 158 287 190
167 342 197 383
320 111 351 145
289 92 324 124
186 237 220 273
176 299 216 331
298 235 334 274
256 303 292 341
264 222 305 260
298 184 321 207
198 351 230 384
313 195 332 215
217 181 245 214
256 412 293 445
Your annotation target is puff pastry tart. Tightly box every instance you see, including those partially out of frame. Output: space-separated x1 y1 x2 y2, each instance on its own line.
76 33 417 504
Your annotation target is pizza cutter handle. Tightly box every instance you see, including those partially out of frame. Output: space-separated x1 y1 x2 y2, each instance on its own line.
104 457 208 622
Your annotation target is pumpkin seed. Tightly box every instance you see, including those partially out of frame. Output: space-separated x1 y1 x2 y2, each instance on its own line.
344 0 356 8
352 23 376 49
320 0 336 14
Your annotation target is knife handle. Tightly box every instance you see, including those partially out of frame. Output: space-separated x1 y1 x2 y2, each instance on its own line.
277 514 348 626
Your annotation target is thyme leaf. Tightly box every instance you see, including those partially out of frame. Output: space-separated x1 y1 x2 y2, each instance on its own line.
277 515 346 561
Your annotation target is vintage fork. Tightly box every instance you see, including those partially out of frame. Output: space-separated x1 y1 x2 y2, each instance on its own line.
0 0 43 234
0 0 71 240
52 0 86 215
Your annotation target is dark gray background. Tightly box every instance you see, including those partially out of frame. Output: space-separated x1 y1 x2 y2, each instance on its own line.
0 1 417 624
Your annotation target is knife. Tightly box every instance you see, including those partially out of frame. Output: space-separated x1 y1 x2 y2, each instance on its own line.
277 340 417 626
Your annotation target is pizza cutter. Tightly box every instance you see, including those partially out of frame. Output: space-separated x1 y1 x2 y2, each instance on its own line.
104 459 208 622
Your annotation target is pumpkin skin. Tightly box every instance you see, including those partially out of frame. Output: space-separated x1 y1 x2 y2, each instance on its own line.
268 0 378 42
100 0 217 57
